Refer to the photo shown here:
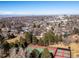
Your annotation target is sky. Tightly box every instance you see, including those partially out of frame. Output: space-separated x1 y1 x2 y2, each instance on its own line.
0 1 79 15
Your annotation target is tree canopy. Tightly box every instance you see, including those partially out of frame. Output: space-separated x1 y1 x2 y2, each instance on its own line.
30 49 40 58
41 48 51 58
24 32 32 44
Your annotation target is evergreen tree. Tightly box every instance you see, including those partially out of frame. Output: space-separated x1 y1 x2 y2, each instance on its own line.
30 49 40 58
33 23 36 28
24 32 32 44
0 35 4 44
38 39 44 46
41 48 51 58
32 36 38 45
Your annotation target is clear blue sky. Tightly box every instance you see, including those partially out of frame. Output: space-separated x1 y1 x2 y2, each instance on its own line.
0 1 79 15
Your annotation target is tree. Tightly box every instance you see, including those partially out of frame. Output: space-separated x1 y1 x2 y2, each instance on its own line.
32 36 38 45
10 42 15 48
3 41 10 50
63 32 69 37
19 37 28 48
38 39 44 46
19 37 25 47
54 35 60 43
15 40 19 48
42 31 63 45
43 38 49 46
51 27 54 31
30 49 40 58
50 53 54 58
7 33 16 39
24 32 32 44
37 24 40 28
2 41 10 57
23 42 28 48
58 35 63 42
41 48 51 58
33 23 36 28
0 35 4 44
43 31 55 45
73 27 79 34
